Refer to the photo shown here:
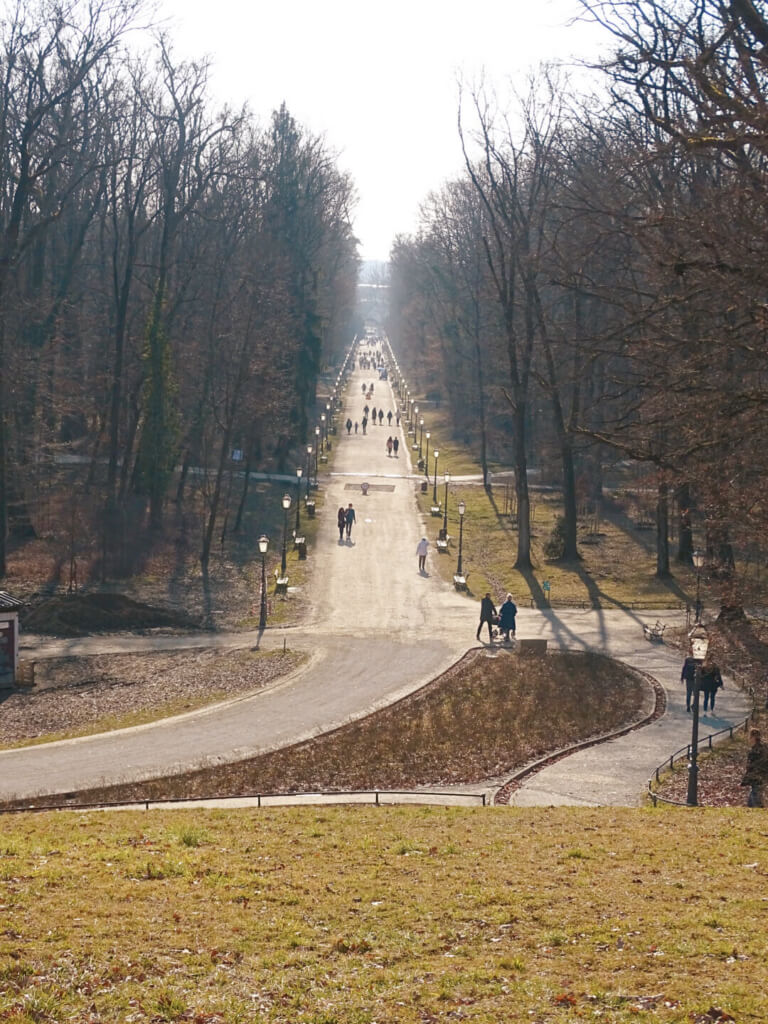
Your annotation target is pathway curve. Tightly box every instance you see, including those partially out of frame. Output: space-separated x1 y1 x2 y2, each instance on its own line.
0 340 752 804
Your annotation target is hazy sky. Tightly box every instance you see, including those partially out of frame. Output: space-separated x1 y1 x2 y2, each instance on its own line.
158 0 609 261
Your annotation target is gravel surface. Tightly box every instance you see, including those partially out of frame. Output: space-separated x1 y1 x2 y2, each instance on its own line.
0 649 302 743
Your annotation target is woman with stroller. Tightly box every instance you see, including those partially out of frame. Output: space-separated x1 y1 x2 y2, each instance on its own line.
499 593 518 642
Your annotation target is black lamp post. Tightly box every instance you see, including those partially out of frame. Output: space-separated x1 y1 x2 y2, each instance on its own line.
412 403 418 436
321 413 327 446
425 431 431 479
326 401 331 436
432 450 440 503
306 445 313 497
442 471 450 536
419 418 424 458
295 468 302 532
280 493 291 576
258 534 269 629
686 622 710 807
315 425 321 467
693 548 705 622
457 499 466 576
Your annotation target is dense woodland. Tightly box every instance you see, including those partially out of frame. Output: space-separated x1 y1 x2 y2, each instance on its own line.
0 0 359 580
388 0 768 618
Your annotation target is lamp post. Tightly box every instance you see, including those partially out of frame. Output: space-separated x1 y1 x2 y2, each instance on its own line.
315 425 321 468
321 413 326 446
419 417 424 458
258 535 269 629
433 450 440 503
280 493 291 576
693 548 705 622
686 622 710 807
326 401 331 435
442 472 451 536
425 431 430 479
457 499 466 575
295 468 302 532
306 445 313 497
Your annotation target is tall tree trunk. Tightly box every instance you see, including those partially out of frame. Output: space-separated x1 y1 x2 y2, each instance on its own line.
676 482 694 563
656 477 670 578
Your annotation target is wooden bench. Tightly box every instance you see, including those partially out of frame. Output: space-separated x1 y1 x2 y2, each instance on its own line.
518 638 548 655
453 573 469 590
436 538 449 553
643 620 666 642
293 535 305 549
306 500 316 518
275 574 289 594
430 505 441 516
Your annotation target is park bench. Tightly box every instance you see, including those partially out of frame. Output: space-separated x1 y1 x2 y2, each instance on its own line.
436 537 449 553
430 504 441 516
643 620 666 642
306 500 316 517
274 571 289 594
453 572 469 590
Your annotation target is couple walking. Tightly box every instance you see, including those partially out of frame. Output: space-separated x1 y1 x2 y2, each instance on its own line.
477 592 517 643
337 503 356 541
386 436 399 457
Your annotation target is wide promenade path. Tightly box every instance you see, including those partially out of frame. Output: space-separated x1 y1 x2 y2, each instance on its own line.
0 345 752 804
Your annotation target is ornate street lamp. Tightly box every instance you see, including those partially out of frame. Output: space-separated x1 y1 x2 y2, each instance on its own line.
315 425 321 467
306 445 313 497
258 534 269 629
295 468 303 532
413 403 419 435
419 417 424 458
321 413 327 446
686 622 710 807
280 493 291 576
432 450 440 503
457 499 466 576
425 431 431 480
693 548 705 622
442 471 451 537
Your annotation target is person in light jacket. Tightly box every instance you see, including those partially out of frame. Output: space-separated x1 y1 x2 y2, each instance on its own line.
416 537 429 572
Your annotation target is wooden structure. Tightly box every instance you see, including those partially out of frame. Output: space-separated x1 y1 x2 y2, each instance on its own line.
0 592 24 686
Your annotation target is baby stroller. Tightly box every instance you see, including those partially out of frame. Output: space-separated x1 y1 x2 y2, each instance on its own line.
490 614 515 644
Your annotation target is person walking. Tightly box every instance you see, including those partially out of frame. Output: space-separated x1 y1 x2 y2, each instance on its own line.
361 416 367 435
416 536 429 572
396 410 401 426
393 437 399 456
344 503 356 540
354 421 359 433
499 593 517 642
680 655 698 712
346 417 352 434
700 659 723 712
476 593 497 643
378 409 384 425
363 404 369 418
386 436 393 457
371 406 377 424
387 410 393 426
337 506 346 542
740 728 768 807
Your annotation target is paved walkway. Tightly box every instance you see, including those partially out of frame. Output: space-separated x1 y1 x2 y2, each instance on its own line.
0 340 752 804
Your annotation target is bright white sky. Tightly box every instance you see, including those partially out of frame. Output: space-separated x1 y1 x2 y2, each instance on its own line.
157 0 609 261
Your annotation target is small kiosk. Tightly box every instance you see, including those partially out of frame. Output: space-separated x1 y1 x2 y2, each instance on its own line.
0 591 23 687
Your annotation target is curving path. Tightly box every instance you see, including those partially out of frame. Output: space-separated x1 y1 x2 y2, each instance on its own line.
0 341 752 804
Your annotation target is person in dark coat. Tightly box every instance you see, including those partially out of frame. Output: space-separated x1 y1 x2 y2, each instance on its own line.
346 417 352 434
499 593 517 642
680 655 698 712
371 406 377 424
476 592 497 643
387 410 393 425
740 727 768 807
344 503 356 540
378 409 384 424
700 659 723 712
337 506 346 542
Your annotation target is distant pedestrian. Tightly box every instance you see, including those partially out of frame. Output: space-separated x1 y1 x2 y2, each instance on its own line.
393 437 399 456
363 404 369 417
387 410 393 426
680 655 697 712
378 409 383 425
476 593 497 643
337 506 346 542
416 537 429 572
396 410 401 426
345 503 356 539
499 593 517 642
741 728 768 807
700 659 723 712
354 421 359 433
386 436 393 457
346 417 352 434
371 406 377 424
361 383 366 393
362 416 367 434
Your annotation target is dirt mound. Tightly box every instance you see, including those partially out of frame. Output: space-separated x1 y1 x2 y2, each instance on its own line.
21 593 202 636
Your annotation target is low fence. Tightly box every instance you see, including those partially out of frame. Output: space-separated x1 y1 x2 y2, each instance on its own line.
1 789 488 815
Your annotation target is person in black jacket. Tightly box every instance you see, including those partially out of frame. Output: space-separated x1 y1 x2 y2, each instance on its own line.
680 655 698 712
476 593 497 643
700 659 723 712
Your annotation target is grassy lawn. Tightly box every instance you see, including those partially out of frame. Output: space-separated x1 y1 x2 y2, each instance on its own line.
0 805 764 1023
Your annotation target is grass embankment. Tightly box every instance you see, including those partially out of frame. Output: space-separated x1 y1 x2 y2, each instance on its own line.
3 651 648 808
0 806 765 1023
